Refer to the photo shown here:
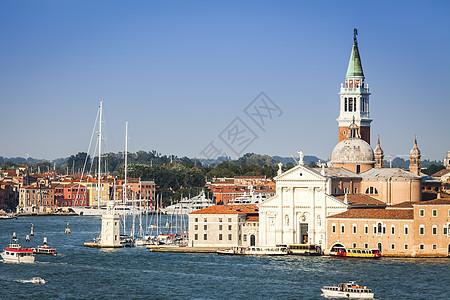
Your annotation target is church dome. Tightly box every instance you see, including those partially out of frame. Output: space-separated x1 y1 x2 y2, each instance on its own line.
331 138 375 164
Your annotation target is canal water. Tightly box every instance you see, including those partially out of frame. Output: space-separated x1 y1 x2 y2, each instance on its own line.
0 216 448 299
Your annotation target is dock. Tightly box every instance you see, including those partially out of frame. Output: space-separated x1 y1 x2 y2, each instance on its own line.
146 246 220 253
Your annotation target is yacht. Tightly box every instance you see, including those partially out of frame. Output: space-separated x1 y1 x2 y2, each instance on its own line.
161 191 214 215
321 281 374 299
1 233 35 263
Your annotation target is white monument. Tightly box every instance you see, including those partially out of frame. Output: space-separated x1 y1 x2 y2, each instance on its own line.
99 201 121 248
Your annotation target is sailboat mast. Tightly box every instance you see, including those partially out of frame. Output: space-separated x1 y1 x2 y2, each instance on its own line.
124 121 128 205
97 101 103 209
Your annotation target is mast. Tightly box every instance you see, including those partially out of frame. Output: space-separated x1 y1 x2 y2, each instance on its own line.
124 121 128 205
97 101 103 209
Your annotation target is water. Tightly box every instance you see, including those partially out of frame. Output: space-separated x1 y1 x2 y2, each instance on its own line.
0 216 449 299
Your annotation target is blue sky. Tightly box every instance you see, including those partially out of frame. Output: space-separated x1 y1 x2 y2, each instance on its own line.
1 1 449 162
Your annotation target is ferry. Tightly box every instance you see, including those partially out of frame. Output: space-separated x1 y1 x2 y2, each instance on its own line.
217 246 289 256
321 281 374 299
288 244 323 256
330 247 381 259
1 233 35 263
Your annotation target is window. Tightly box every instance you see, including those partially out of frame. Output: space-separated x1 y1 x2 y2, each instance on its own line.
383 226 386 234
419 244 424 250
219 218 222 222
391 225 395 235
419 209 424 217
243 234 247 242
341 225 345 233
194 225 198 230
204 234 207 240
353 243 357 248
228 218 231 222
432 226 437 235
332 224 336 233
195 218 198 222
377 223 382 234
365 187 379 195
432 244 437 250
391 244 395 250
204 225 207 230
353 225 357 234
219 234 222 240
343 187 349 194
419 225 425 235
219 225 222 230
228 234 232 240
364 225 368 234
194 234 198 240
344 98 348 111
204 218 207 222
404 244 408 250
364 243 368 249
228 225 232 230
404 225 409 235
444 225 448 235
432 209 437 217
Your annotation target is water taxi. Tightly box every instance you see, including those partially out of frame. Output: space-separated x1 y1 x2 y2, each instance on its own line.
34 237 57 255
329 247 381 259
31 277 46 284
217 246 289 256
321 281 374 299
1 233 35 263
288 244 323 256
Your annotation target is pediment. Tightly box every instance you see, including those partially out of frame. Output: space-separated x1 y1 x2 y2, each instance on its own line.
275 164 326 182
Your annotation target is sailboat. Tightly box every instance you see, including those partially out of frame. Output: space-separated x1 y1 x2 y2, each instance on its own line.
70 104 138 216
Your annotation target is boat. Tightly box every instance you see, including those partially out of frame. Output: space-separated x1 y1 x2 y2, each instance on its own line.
30 277 46 284
160 191 214 215
0 214 18 219
321 281 374 299
288 244 323 256
34 237 57 255
329 247 381 259
217 246 289 256
1 232 35 263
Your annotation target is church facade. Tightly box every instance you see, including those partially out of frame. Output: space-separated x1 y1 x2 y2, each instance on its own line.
258 30 442 255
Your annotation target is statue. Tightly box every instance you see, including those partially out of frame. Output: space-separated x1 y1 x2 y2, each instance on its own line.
297 150 304 165
277 162 283 175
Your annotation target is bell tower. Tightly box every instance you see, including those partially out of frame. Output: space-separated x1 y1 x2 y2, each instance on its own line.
409 137 421 176
337 29 372 144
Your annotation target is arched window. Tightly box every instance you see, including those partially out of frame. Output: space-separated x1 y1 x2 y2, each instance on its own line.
377 222 382 234
365 187 379 195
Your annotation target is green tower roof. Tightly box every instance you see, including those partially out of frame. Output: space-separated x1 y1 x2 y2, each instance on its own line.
346 31 364 79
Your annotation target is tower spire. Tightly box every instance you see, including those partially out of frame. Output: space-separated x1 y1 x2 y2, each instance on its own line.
337 29 372 145
346 28 364 80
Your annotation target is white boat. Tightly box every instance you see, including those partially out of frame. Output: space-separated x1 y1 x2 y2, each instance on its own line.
321 281 374 299
34 237 57 255
228 190 268 205
31 277 46 284
1 233 35 263
161 191 214 215
0 214 18 219
217 246 289 256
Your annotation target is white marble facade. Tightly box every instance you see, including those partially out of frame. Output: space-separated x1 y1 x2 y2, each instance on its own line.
258 164 348 248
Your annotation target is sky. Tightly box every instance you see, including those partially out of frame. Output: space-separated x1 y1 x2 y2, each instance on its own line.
1 0 449 162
